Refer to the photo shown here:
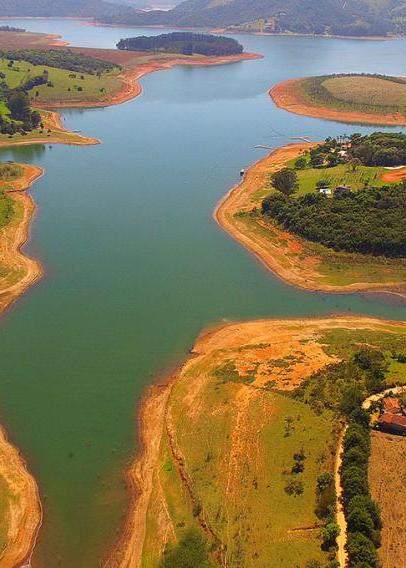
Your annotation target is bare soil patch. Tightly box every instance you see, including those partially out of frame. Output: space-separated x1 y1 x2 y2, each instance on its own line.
370 431 406 568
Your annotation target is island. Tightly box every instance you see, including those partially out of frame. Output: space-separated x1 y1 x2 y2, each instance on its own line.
216 133 406 296
105 316 406 568
270 74 406 126
117 32 244 56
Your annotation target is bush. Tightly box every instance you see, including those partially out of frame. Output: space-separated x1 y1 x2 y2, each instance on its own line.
159 529 213 568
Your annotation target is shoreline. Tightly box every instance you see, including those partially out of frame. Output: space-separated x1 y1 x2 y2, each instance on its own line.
214 143 406 296
32 52 261 109
0 164 45 314
106 315 406 567
269 77 406 126
0 424 42 568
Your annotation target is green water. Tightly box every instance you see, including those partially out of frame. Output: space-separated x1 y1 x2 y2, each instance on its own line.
0 20 406 567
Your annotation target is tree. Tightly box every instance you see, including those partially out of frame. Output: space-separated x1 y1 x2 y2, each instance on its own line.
270 168 298 196
348 158 362 172
346 532 379 567
160 529 213 568
347 507 374 538
321 522 340 548
317 473 333 493
295 157 306 170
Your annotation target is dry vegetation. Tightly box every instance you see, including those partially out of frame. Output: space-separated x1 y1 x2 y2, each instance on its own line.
322 75 406 107
107 317 406 568
369 431 406 568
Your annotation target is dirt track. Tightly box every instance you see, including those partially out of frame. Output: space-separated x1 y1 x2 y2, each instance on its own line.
270 78 406 126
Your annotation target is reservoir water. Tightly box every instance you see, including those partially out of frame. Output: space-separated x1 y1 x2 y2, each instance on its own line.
1 19 406 567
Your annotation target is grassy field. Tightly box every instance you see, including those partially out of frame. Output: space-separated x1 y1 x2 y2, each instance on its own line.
300 74 406 116
322 75 406 107
370 431 406 568
137 319 406 567
0 58 121 105
285 159 385 196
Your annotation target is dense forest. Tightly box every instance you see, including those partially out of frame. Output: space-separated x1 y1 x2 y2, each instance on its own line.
262 183 406 258
0 50 119 75
117 32 243 56
100 0 405 37
350 132 406 167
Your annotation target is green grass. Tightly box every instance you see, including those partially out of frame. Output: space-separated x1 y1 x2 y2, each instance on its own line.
0 58 121 104
300 74 406 117
285 160 385 196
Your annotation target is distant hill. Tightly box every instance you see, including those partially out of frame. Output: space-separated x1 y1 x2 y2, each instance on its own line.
100 0 406 37
0 0 133 17
1 0 406 37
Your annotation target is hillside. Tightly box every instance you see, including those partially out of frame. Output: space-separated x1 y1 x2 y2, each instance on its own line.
0 0 134 17
100 0 406 37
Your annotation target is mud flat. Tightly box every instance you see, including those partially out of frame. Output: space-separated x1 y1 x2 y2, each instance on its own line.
214 143 406 296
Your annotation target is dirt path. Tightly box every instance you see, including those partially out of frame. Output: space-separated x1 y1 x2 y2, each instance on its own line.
214 143 406 296
270 78 406 126
0 425 41 568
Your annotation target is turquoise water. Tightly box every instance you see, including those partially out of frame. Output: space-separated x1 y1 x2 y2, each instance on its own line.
0 20 405 567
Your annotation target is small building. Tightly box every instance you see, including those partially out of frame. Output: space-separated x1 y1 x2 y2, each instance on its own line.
319 187 332 196
383 397 402 415
378 413 406 435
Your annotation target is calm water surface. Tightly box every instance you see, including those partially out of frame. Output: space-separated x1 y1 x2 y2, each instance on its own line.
1 19 406 567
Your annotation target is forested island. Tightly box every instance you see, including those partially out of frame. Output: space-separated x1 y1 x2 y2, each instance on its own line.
261 133 406 258
117 32 244 56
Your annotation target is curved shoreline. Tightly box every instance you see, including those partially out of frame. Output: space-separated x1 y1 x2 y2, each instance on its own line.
269 77 406 126
0 424 42 568
214 143 406 296
0 164 44 314
33 52 261 109
107 315 406 567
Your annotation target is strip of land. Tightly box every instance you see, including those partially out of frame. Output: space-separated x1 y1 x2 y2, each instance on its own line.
105 316 406 568
0 424 41 568
0 163 44 312
270 77 406 126
215 143 406 296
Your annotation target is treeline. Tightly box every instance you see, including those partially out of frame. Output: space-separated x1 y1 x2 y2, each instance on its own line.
262 183 406 258
117 32 243 57
295 346 389 567
350 132 406 167
0 25 25 32
99 0 400 38
0 49 118 75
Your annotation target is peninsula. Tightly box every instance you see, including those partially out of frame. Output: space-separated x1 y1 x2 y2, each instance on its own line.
270 74 406 126
106 316 406 568
216 134 406 296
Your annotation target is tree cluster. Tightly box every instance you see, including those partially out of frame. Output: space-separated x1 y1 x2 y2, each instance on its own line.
0 25 25 32
262 183 406 258
117 32 243 57
159 529 214 568
350 132 406 167
0 49 118 75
